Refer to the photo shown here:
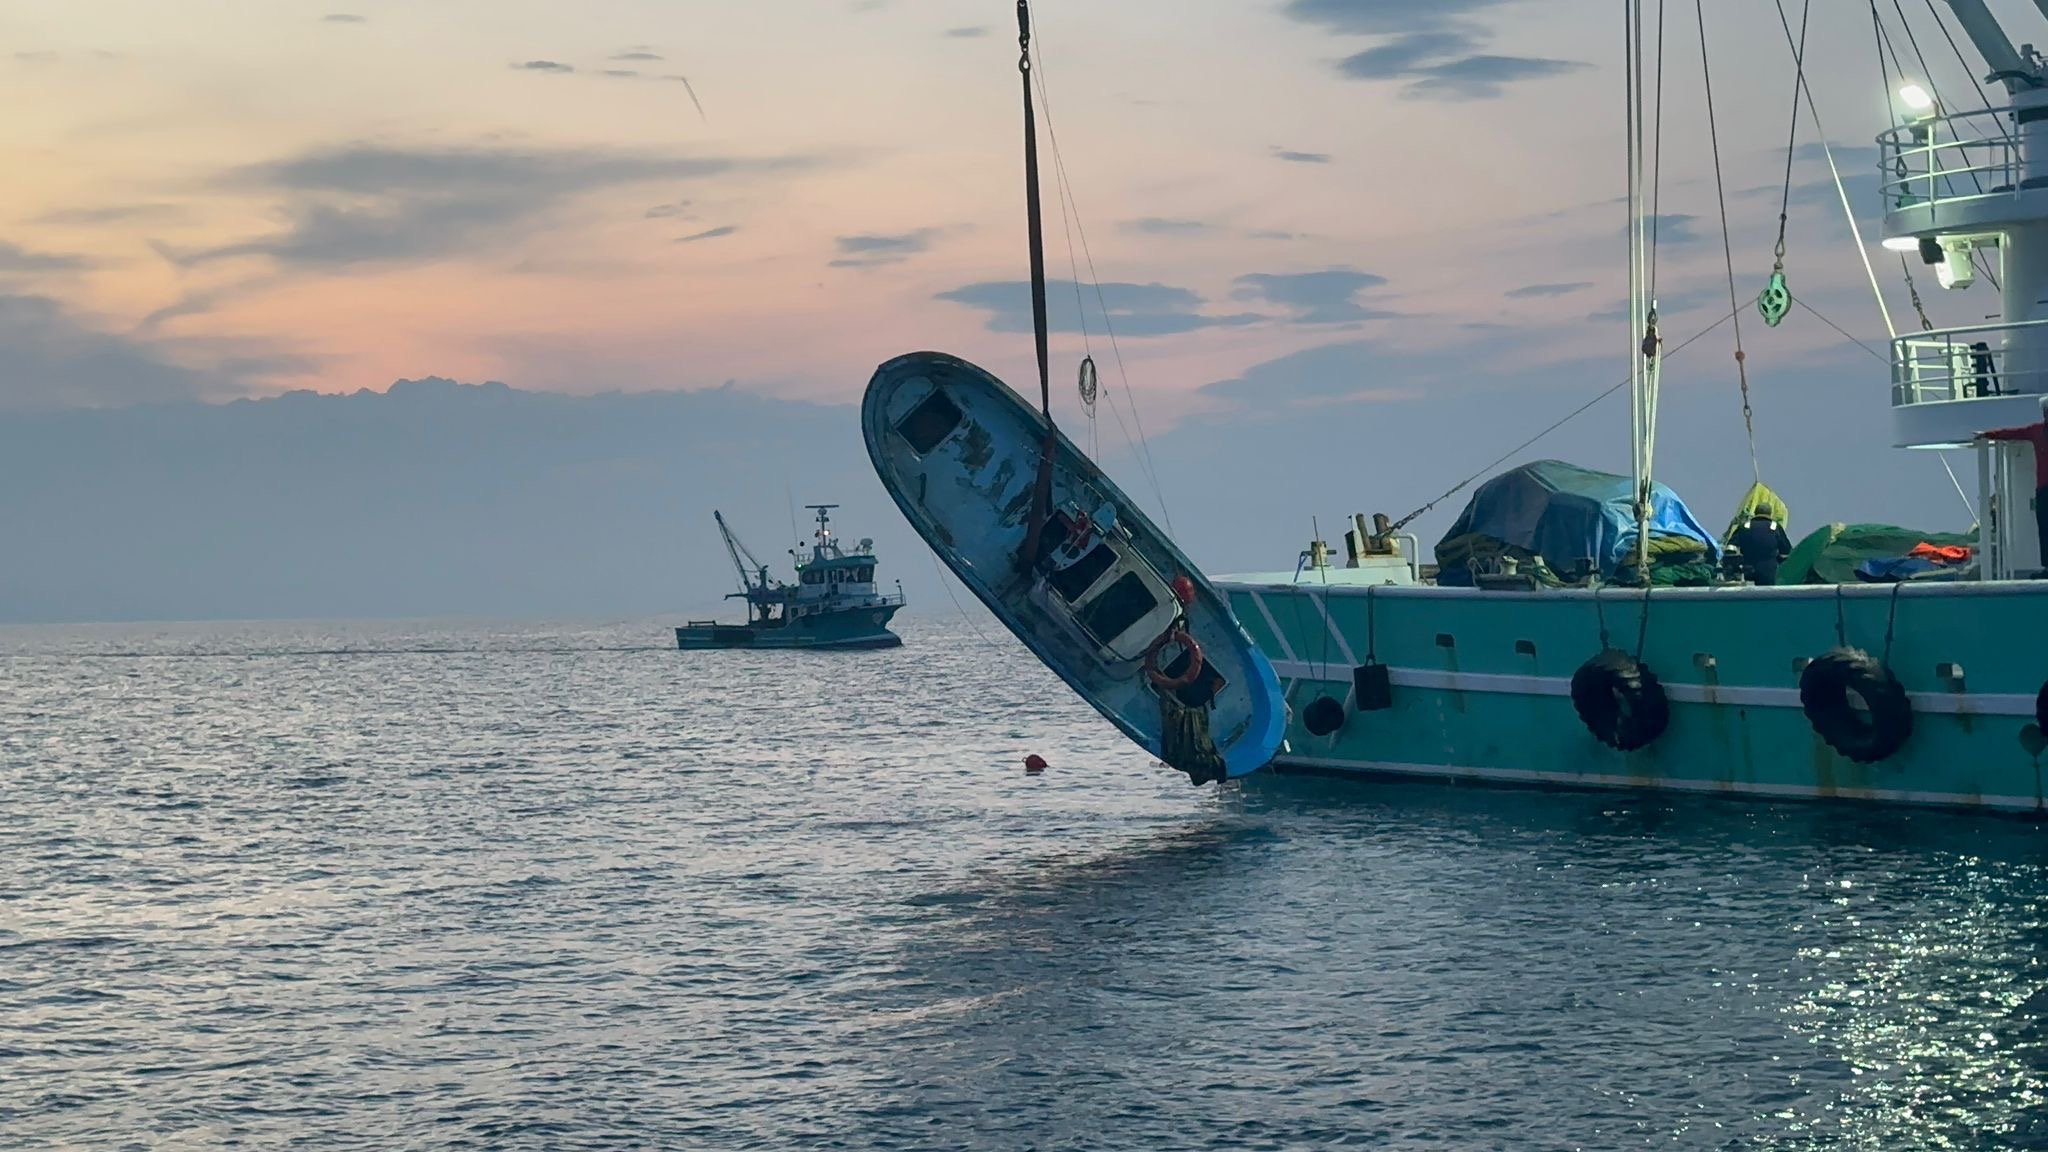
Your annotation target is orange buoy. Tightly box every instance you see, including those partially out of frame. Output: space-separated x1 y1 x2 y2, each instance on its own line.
1170 574 1196 605
1023 754 1048 774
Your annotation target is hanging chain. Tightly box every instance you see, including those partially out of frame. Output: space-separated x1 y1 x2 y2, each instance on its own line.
1900 254 1934 331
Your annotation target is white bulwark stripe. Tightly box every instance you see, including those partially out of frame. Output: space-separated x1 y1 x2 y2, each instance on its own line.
1269 754 2044 812
1266 659 2039 718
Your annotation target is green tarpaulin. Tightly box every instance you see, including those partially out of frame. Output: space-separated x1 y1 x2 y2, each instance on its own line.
1776 522 1978 585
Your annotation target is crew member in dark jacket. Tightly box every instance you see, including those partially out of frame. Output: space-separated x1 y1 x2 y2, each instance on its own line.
1732 512 1791 585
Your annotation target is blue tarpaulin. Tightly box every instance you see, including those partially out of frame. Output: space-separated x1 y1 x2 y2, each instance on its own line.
1434 459 1721 581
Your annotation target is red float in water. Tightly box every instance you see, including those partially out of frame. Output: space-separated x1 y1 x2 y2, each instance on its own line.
1023 754 1048 774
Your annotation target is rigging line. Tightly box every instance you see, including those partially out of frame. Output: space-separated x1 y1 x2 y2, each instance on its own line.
1387 303 1744 534
1648 0 1666 297
1772 0 1809 268
1626 0 1644 515
1867 4 1943 324
1886 2 2002 291
1899 252 1934 331
1787 294 1887 363
1697 0 1760 483
1028 47 1099 460
1029 102 1157 513
1937 449 1978 524
1924 0 1998 110
1775 0 1896 340
928 550 1006 653
1025 29 1172 532
1873 4 1963 206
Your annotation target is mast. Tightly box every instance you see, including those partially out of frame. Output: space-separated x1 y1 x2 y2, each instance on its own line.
1013 0 1059 573
1624 0 1653 583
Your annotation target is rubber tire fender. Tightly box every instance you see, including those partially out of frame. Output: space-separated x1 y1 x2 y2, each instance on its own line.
1569 648 1671 752
1301 695 1345 737
1798 647 1913 764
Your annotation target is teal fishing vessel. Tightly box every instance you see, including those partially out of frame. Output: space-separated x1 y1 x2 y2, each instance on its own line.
1221 1 2048 813
675 505 905 650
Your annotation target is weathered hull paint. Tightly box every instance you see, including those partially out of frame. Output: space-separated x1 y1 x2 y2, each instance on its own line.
1222 577 2048 813
863 350 1285 778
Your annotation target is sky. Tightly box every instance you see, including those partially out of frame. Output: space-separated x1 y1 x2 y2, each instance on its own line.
4 0 2045 620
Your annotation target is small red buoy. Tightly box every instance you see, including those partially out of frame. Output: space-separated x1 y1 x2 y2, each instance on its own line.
1170 574 1196 605
1023 754 1048 774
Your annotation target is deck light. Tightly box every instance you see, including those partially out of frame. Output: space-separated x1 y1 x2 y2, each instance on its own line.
1899 83 1935 114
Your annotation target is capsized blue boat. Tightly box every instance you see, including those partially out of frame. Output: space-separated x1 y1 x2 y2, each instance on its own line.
861 349 1285 784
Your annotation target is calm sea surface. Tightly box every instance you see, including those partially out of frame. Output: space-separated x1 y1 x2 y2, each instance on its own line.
3 613 2046 1150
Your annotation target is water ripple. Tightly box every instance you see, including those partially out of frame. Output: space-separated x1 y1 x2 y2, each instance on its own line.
3 615 2046 1149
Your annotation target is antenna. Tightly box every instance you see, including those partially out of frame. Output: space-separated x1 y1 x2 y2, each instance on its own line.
785 485 802 562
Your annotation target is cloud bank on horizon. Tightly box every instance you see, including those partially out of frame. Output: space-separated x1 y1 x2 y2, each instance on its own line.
0 0 2001 597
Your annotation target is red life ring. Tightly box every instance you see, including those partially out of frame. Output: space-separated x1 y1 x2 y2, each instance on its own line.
1143 627 1205 689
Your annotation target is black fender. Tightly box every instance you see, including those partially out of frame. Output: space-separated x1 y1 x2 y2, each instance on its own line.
1301 695 1345 737
1569 648 1670 752
1798 647 1912 764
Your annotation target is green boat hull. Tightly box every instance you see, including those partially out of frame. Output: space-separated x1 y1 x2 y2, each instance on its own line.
1222 577 2048 813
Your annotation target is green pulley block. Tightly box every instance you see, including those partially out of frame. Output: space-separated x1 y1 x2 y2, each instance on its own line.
1757 270 1790 328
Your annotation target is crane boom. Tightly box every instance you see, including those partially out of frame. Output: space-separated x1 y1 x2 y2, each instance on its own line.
713 510 769 595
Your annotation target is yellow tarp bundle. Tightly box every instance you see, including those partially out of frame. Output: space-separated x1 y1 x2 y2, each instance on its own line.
1723 481 1788 543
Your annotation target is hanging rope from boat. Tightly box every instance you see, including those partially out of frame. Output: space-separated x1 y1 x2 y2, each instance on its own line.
1027 28 1173 531
1773 0 1896 341
1696 0 1760 486
1014 0 1059 574
1759 0 1807 329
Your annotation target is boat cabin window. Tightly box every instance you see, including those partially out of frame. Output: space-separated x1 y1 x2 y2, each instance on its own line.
803 569 821 585
897 389 966 455
1077 572 1162 646
855 566 873 583
1046 543 1118 601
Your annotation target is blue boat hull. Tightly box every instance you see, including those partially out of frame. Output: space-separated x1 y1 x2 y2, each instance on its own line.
861 350 1285 781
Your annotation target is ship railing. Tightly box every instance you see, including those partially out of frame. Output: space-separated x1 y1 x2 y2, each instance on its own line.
1876 106 2022 220
1892 319 2048 405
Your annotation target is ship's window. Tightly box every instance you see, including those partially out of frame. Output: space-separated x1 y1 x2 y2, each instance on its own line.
856 567 873 583
897 389 965 455
1047 543 1117 601
1078 572 1160 645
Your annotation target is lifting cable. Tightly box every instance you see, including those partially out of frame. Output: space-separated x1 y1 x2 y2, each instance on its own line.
1696 0 1761 483
1758 0 1806 330
1027 22 1172 531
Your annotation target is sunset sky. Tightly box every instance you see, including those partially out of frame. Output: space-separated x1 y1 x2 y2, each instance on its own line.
1 0 2039 431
